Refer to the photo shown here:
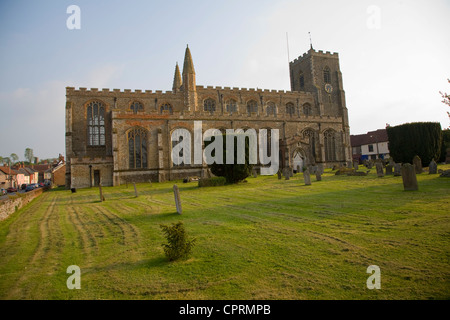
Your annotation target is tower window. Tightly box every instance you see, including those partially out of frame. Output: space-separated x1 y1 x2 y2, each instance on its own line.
130 101 143 114
128 127 148 169
323 66 331 84
324 130 336 161
303 103 312 116
204 98 216 113
299 71 305 89
87 101 105 146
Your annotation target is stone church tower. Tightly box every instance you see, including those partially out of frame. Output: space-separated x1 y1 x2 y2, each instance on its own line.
65 45 352 188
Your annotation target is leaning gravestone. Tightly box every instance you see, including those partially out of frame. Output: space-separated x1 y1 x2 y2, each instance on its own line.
413 155 423 174
375 162 384 177
401 163 418 191
303 169 311 185
173 184 182 214
385 164 393 175
429 159 437 174
277 170 282 180
133 182 138 197
315 170 322 181
394 163 402 176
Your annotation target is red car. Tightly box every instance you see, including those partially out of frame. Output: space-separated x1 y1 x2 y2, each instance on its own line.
7 187 17 193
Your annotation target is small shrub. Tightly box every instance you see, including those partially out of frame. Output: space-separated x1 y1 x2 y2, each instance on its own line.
198 176 226 187
160 222 196 261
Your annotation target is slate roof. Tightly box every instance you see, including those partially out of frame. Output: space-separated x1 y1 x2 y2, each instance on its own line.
350 129 389 147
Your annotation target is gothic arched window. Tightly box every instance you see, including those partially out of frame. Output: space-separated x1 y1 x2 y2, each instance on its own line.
130 101 143 114
160 103 173 114
299 71 305 89
303 103 312 116
303 129 316 159
323 66 331 84
204 98 216 113
128 127 148 169
247 100 258 115
87 101 105 146
286 103 295 116
266 102 276 116
324 130 336 161
226 99 237 113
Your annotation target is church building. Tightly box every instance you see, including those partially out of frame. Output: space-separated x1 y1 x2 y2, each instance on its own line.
65 45 352 188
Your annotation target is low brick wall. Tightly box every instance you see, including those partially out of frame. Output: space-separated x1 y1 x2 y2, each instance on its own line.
0 188 44 221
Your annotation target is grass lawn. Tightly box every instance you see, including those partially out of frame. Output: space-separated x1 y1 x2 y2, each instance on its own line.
0 166 449 300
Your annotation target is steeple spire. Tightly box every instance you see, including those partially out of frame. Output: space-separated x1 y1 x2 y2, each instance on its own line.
182 45 195 75
172 62 182 93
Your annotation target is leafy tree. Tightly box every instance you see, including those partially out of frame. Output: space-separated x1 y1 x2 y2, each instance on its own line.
439 129 450 162
24 148 34 164
386 122 442 165
10 153 18 165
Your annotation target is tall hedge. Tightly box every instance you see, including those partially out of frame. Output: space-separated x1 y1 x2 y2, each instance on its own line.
438 129 450 163
386 122 442 165
205 133 254 184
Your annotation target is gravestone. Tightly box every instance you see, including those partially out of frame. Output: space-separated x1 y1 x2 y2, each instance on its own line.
303 169 311 185
389 158 395 166
413 155 423 174
253 169 257 178
353 162 359 171
133 182 138 197
375 162 384 177
385 164 393 175
297 165 301 173
315 170 322 181
277 170 282 180
394 163 402 176
173 184 182 214
98 184 105 202
290 167 294 177
317 163 324 174
283 168 290 180
428 159 437 174
401 163 418 191
367 161 373 169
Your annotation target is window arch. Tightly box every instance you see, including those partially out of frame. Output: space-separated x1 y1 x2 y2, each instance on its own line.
130 101 143 114
303 129 316 159
299 71 305 89
303 103 312 116
160 103 173 114
87 101 105 146
323 66 331 84
204 98 216 113
226 99 237 113
286 102 295 116
128 127 148 169
324 129 336 161
247 100 258 115
266 102 276 116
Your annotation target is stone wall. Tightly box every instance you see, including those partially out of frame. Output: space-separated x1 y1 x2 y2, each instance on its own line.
0 188 43 221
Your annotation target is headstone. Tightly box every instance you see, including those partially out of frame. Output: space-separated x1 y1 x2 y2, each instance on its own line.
367 160 373 169
253 169 257 178
277 170 282 180
375 162 384 177
133 182 138 197
290 167 294 177
394 163 402 176
315 170 322 181
283 168 290 180
389 158 395 166
401 163 418 191
173 184 182 214
98 184 105 202
413 155 423 174
311 165 318 174
297 165 301 173
303 169 311 185
317 163 324 174
428 159 437 174
385 164 393 175
353 162 359 171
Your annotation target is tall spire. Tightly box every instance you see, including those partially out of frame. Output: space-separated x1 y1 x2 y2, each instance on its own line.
172 62 182 93
182 44 195 75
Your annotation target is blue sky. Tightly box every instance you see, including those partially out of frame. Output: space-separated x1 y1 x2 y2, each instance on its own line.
0 0 449 160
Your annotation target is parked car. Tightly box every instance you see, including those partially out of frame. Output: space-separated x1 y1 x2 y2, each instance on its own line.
6 187 17 193
0 188 7 195
21 184 27 190
25 185 35 192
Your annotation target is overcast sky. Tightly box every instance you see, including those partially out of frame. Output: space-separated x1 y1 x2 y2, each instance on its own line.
0 0 449 161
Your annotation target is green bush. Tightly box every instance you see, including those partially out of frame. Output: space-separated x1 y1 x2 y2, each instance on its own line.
386 122 442 165
198 176 226 187
160 222 196 261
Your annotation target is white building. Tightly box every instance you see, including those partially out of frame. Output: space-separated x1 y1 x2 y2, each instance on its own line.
351 129 390 162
